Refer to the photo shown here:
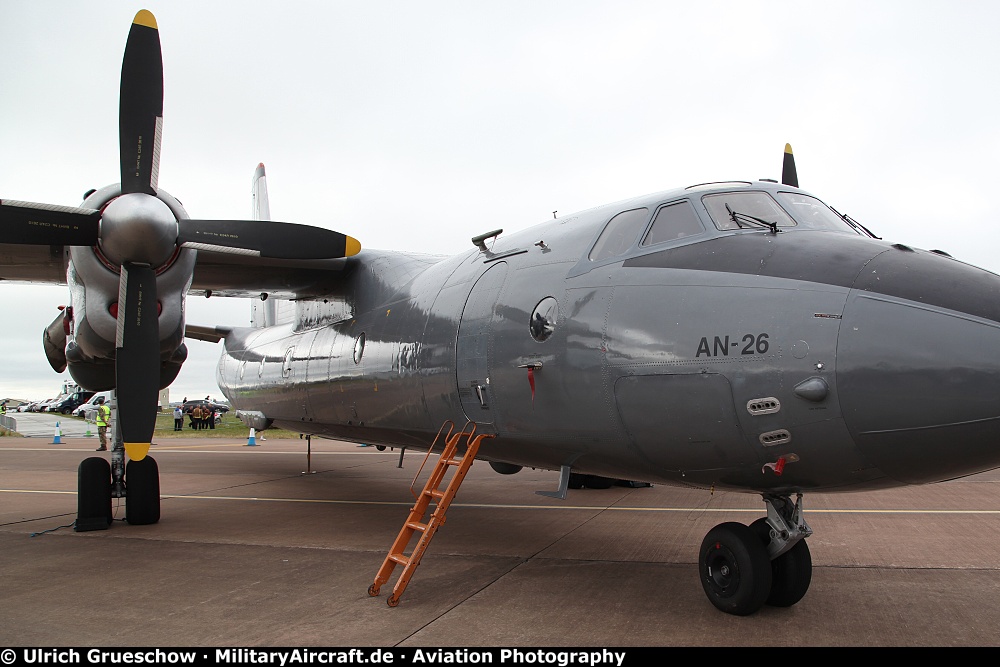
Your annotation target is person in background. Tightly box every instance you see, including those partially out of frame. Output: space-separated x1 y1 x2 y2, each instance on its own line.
173 405 184 431
190 404 203 429
95 398 111 451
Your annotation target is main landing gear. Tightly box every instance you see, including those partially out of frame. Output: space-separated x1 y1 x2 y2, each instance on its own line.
699 493 812 615
75 447 160 531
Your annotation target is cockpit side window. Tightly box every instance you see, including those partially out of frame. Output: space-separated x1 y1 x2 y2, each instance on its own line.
641 200 704 246
589 208 649 261
702 191 795 231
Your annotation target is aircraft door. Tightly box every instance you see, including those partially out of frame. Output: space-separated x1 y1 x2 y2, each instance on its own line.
456 262 508 428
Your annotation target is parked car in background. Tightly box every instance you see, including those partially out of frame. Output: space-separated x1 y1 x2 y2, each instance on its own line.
35 398 60 412
74 391 113 419
50 391 95 415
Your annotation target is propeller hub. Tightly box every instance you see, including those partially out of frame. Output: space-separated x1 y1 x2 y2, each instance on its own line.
99 193 178 267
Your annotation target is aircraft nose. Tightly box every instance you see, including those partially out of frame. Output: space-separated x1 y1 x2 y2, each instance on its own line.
838 245 1000 484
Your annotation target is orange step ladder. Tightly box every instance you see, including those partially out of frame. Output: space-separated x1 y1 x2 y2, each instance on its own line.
368 420 494 607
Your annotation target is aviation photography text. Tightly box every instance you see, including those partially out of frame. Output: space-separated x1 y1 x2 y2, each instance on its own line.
7 648 631 667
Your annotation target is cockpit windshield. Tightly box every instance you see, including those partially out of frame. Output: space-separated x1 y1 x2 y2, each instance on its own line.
775 191 862 234
702 191 795 231
702 190 863 235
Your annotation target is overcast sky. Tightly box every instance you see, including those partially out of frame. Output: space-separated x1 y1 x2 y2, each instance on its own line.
3 1 1000 401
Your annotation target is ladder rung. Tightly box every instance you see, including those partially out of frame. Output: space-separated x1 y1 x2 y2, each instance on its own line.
370 422 494 608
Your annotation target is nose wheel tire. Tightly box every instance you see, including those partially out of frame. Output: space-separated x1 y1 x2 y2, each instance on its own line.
750 517 812 607
699 521 772 616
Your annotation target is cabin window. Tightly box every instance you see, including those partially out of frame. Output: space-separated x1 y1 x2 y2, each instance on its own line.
353 332 366 364
589 208 649 261
641 201 704 246
530 297 559 342
702 191 795 231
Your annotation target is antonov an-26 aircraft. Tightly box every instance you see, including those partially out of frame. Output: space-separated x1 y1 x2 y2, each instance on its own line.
5 10 1000 617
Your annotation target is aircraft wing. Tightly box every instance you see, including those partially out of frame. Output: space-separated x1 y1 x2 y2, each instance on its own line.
190 249 354 300
0 240 352 300
0 242 68 284
0 243 356 299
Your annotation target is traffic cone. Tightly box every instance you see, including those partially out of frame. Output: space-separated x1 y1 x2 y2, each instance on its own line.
52 422 62 444
246 428 257 446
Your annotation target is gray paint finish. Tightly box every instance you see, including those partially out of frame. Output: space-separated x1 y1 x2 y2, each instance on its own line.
208 182 1000 497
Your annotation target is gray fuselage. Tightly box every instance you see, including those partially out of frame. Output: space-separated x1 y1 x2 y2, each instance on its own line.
216 182 1000 494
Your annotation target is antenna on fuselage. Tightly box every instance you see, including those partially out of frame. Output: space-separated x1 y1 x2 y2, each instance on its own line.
782 143 799 187
471 229 503 252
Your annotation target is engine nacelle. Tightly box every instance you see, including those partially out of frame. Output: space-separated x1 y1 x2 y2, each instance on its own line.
57 184 197 392
235 410 273 432
42 309 68 373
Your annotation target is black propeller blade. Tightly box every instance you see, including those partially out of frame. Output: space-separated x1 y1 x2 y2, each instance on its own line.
119 10 163 196
115 263 160 461
110 10 166 456
782 143 798 188
177 219 361 259
0 200 100 245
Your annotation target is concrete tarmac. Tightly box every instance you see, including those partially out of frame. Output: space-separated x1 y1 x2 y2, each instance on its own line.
2 411 97 438
2 434 999 647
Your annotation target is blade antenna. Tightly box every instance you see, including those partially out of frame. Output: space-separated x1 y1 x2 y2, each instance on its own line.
781 143 799 188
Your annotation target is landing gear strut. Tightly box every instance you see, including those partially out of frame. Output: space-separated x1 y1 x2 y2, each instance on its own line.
699 493 812 615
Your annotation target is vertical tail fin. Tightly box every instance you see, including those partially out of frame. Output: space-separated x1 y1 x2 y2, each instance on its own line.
251 162 271 221
250 163 277 327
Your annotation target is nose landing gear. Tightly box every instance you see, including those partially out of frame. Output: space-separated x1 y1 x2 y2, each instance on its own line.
699 493 813 615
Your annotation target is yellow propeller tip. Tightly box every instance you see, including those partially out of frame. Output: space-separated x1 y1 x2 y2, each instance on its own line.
784 143 794 154
133 10 157 30
346 237 362 257
125 442 151 461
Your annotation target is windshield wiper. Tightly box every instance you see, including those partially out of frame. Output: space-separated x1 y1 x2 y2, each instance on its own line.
830 206 881 239
726 204 778 234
